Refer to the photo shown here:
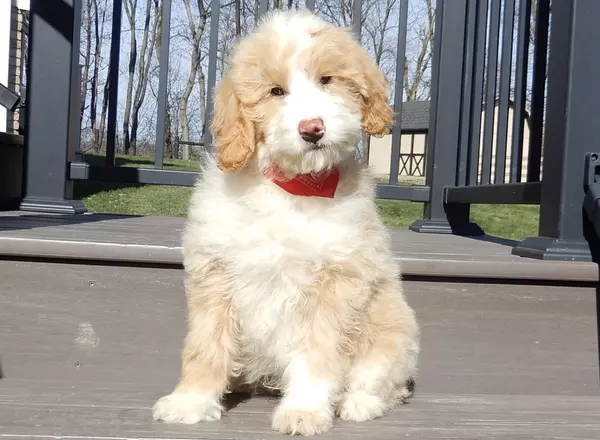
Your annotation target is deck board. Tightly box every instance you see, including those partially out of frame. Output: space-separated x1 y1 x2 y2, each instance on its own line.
0 212 597 281
0 261 598 439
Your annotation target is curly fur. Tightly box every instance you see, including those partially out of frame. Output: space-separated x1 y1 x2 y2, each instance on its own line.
153 9 419 436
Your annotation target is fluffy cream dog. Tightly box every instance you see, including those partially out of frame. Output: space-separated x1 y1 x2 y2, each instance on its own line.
153 9 419 436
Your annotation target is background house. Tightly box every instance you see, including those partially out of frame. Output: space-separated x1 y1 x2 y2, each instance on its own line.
0 0 28 135
367 101 429 182
368 100 532 183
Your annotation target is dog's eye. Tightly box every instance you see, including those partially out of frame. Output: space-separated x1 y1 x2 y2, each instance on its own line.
319 76 332 85
271 87 286 96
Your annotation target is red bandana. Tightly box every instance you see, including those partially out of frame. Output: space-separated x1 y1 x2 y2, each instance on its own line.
264 165 340 198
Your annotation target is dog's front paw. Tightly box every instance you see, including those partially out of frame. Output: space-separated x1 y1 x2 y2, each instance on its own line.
152 392 223 424
337 390 385 422
271 405 333 436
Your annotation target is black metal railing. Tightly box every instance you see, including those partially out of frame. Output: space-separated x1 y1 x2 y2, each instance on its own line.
13 0 600 261
438 0 548 204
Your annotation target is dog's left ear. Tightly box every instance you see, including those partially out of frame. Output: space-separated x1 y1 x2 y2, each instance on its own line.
356 50 394 137
211 73 256 172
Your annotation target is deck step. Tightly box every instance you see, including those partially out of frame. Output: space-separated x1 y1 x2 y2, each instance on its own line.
0 212 597 283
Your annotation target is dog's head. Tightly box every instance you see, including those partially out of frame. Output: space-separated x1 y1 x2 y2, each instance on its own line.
211 10 393 175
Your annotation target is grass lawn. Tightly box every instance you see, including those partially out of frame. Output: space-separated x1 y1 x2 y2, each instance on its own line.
75 155 539 241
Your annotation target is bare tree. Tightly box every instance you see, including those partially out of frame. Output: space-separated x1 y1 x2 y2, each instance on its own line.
319 0 353 27
130 0 159 155
80 0 93 124
404 0 435 101
79 0 441 158
91 0 108 152
362 0 397 75
179 0 209 159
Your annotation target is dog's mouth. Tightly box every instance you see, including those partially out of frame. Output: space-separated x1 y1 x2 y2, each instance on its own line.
303 139 329 151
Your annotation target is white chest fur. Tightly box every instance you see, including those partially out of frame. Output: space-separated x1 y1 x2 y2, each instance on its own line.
185 162 379 367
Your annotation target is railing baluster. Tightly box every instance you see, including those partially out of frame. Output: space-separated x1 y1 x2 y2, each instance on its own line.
480 0 501 185
410 0 483 236
105 0 123 167
457 0 479 186
510 0 532 183
352 0 362 38
494 0 516 184
203 0 221 151
388 0 409 185
155 0 172 170
526 0 550 183
467 0 488 186
259 0 268 17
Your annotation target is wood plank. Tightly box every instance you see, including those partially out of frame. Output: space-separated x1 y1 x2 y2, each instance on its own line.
0 212 597 282
0 261 598 438
1 390 600 439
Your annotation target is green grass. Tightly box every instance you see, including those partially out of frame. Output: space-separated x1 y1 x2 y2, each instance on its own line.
77 183 193 217
75 155 540 240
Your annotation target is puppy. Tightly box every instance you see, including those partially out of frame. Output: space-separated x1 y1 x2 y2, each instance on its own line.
153 9 419 436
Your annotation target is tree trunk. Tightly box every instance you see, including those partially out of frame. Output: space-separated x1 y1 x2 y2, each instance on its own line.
165 103 173 158
372 0 393 66
97 0 112 154
179 0 208 159
235 0 241 36
98 58 110 152
123 0 138 155
198 67 206 138
153 0 173 160
91 0 106 153
80 0 93 125
130 0 157 156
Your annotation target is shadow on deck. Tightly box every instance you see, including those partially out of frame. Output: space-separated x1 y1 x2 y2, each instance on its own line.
0 212 599 439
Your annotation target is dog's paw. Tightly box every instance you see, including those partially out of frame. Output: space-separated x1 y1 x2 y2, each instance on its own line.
152 392 223 424
271 405 333 436
337 390 385 422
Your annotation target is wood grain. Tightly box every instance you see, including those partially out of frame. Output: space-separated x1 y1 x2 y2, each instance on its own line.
0 260 598 438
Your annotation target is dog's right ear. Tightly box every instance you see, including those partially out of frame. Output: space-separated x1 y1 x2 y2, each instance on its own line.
211 73 256 172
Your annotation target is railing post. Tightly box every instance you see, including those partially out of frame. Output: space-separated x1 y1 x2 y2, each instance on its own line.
154 0 172 169
512 0 600 261
203 0 221 151
19 0 86 214
410 0 482 235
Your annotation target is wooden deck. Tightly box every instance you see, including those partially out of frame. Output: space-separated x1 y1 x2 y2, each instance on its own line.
1 212 599 439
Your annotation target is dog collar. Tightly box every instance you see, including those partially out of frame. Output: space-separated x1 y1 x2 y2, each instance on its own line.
264 165 340 198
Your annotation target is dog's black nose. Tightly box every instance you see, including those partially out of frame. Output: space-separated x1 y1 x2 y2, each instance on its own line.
298 118 325 143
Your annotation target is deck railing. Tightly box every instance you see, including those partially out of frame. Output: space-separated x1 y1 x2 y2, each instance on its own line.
411 0 548 236
12 0 600 261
